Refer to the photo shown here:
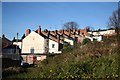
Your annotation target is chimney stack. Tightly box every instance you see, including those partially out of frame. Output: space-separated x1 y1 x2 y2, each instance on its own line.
38 26 41 34
26 29 31 36
62 30 64 34
55 30 57 35
48 31 50 38
78 30 80 35
57 34 60 43
69 29 71 35
73 29 76 33
84 27 88 35
73 29 76 35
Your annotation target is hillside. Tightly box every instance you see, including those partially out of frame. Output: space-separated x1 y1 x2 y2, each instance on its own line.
2 35 120 79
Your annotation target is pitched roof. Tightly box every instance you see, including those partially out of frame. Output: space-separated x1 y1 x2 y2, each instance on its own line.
2 35 12 48
33 30 63 44
24 27 90 44
42 32 63 44
2 36 11 42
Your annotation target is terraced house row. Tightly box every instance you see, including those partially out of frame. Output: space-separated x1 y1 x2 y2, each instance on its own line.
22 26 89 54
1 26 116 64
20 27 89 64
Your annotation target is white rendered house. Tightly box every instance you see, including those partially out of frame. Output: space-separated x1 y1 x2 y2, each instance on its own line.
88 29 115 36
21 27 63 64
22 31 46 54
49 39 62 54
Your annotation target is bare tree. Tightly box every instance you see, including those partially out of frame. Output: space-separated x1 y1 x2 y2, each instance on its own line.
86 26 94 32
108 9 120 34
63 21 79 30
85 26 94 37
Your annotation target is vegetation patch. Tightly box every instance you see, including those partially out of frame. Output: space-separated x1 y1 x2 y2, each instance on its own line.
2 35 119 79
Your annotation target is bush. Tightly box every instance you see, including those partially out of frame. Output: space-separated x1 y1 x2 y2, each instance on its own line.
2 58 21 68
82 38 91 45
2 67 27 78
62 43 73 53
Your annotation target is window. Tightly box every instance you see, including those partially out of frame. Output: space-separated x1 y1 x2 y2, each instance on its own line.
30 47 34 54
52 44 55 48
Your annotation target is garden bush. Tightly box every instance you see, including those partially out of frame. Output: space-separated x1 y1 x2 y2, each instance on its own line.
82 38 91 45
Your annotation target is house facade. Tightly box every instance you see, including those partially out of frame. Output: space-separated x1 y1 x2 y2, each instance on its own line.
87 29 116 41
2 45 20 60
49 39 62 54
22 31 46 54
88 29 115 36
2 35 20 60
2 45 20 54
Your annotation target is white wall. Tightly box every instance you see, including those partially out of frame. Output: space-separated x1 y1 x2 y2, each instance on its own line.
99 30 115 35
88 30 115 36
49 39 61 54
22 31 45 54
85 36 93 41
93 36 102 41
64 38 74 45
13 42 22 49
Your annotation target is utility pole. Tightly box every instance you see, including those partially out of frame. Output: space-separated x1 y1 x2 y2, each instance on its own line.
16 33 18 54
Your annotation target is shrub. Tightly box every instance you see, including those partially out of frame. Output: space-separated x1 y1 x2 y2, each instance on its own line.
82 38 91 45
2 67 27 78
62 43 73 53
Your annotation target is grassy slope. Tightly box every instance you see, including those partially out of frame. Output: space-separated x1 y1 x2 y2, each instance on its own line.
3 36 120 79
